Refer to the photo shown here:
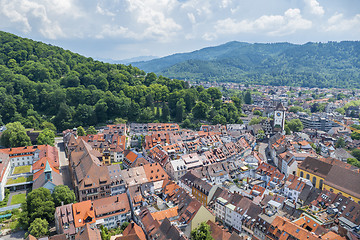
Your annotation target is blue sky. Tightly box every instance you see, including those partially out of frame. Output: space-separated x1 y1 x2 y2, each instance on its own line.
1 0 360 60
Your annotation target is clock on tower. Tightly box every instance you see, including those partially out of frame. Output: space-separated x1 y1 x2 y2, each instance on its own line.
274 103 286 133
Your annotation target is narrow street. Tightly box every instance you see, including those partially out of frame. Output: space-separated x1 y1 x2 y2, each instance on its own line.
55 137 73 190
258 142 268 162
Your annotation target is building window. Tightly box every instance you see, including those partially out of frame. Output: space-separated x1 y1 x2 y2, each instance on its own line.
319 179 323 189
300 171 304 178
306 174 310 180
312 176 317 187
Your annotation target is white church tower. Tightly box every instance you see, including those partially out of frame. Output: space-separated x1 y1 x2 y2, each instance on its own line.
274 102 286 133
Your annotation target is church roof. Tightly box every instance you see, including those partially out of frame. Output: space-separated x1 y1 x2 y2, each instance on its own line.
276 102 286 111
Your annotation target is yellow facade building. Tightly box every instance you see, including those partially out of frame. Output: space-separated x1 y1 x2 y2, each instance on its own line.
298 157 360 203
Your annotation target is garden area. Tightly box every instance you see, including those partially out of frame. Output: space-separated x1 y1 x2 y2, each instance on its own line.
13 165 31 175
10 193 26 205
7 176 33 185
0 208 22 232
0 189 10 207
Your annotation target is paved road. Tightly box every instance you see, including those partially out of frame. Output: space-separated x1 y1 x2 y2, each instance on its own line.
0 204 21 213
54 137 73 190
0 230 25 240
258 143 268 162
55 137 68 167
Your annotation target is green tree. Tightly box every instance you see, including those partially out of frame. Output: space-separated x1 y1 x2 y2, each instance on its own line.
335 137 346 148
74 104 96 126
257 129 265 140
206 87 222 102
249 117 261 125
53 103 73 131
86 126 97 135
212 114 226 125
289 106 304 113
253 110 262 116
94 100 108 123
351 149 360 161
161 103 170 122
1 122 31 147
37 128 55 146
190 222 214 240
144 72 157 86
351 131 360 140
28 218 49 238
77 126 86 136
25 188 55 223
284 125 291 135
199 91 212 105
176 99 185 122
335 108 345 115
244 91 252 104
347 158 360 168
182 118 192 129
120 221 129 231
287 119 303 132
40 121 56 133
192 101 208 120
52 185 76 207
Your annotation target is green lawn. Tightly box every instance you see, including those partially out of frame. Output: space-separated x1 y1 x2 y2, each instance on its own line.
6 176 33 185
13 165 31 174
10 194 26 205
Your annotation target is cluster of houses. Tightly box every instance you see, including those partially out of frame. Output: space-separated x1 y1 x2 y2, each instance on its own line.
30 114 356 240
2 89 360 239
0 144 62 201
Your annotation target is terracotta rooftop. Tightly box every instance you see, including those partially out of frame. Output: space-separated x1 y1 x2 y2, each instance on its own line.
72 200 95 228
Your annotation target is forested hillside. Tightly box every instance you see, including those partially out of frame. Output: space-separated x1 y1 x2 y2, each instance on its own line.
0 31 243 131
133 41 360 88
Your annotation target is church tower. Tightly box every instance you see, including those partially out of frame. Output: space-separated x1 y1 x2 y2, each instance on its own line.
274 102 286 133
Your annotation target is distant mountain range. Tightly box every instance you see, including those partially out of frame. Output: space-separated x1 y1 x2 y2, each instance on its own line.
131 41 360 88
99 55 158 65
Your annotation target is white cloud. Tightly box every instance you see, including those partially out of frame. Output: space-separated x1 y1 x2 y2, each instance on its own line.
0 0 66 38
187 13 196 24
325 13 360 32
202 32 217 41
126 0 182 41
221 0 232 8
96 24 130 39
214 8 312 36
96 4 115 17
304 0 324 16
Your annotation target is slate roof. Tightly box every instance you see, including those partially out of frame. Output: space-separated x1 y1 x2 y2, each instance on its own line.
75 223 101 240
154 218 188 240
324 165 360 199
298 157 333 178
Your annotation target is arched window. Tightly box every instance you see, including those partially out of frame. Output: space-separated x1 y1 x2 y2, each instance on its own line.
300 171 304 178
306 174 310 180
319 179 323 189
312 176 317 187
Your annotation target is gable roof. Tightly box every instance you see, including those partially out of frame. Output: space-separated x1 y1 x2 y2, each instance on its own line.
298 157 333 178
75 223 101 240
324 165 360 199
118 222 146 240
72 201 95 228
207 220 231 240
